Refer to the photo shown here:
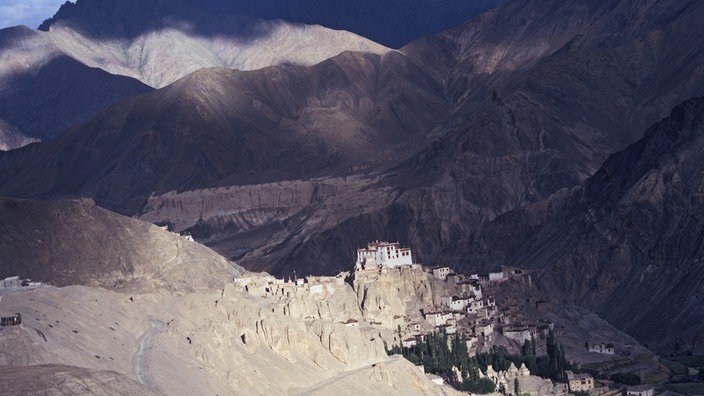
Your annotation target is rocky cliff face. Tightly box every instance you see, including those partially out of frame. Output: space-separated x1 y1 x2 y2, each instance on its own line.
0 277 458 395
352 267 436 327
464 97 704 351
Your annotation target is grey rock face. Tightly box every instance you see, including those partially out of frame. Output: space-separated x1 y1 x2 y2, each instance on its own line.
464 97 704 351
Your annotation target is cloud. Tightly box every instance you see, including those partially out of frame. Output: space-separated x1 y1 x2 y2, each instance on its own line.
0 0 74 30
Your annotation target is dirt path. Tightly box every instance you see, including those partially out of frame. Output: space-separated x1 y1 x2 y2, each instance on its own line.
293 355 401 395
135 319 165 389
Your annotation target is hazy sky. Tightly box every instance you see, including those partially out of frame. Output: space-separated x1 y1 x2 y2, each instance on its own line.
0 0 73 30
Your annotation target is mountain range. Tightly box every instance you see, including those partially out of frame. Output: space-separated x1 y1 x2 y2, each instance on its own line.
2 0 704 354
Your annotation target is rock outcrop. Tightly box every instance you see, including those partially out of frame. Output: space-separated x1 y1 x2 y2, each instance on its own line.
351 267 436 328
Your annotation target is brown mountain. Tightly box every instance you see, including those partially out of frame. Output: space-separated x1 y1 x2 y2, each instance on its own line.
0 197 240 292
0 50 447 213
1 0 704 283
460 97 704 351
0 26 152 148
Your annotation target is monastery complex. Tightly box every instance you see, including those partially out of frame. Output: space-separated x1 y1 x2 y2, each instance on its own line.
231 241 651 396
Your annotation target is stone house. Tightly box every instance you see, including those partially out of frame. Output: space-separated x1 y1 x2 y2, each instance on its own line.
503 326 531 342
565 370 594 392
2 276 20 288
402 337 418 348
424 311 453 327
475 320 494 338
588 343 615 355
432 266 451 280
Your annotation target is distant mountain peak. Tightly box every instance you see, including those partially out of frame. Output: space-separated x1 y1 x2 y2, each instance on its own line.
38 0 506 48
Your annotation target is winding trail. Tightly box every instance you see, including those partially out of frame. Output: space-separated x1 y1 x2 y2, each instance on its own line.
294 355 401 395
135 318 165 389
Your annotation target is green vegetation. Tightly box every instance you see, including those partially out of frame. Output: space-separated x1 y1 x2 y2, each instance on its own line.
609 372 641 386
386 329 575 393
662 358 690 383
662 359 688 376
671 355 704 368
475 331 576 382
386 329 496 393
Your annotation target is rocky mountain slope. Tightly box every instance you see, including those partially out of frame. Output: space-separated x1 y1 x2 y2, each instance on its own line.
0 9 390 149
42 14 389 89
0 26 152 147
0 274 462 395
3 0 704 353
0 50 447 214
462 97 704 351
0 198 241 292
3 0 704 278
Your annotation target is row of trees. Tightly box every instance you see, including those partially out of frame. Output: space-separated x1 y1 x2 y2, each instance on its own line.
476 330 576 381
386 328 577 393
386 329 496 393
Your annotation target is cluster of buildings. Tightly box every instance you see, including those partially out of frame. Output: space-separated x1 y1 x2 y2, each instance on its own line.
421 264 548 356
231 241 655 396
351 242 552 357
234 272 345 299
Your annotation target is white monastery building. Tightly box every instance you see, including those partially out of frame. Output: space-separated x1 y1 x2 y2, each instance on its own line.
355 241 413 270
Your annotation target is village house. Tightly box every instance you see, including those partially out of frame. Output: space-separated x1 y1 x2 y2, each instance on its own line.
489 271 506 283
588 343 615 355
2 276 20 289
424 311 453 327
442 295 473 311
432 266 452 280
355 241 413 270
475 320 494 338
503 326 532 342
309 284 324 294
439 323 457 334
0 313 22 327
233 276 252 287
565 370 595 392
452 311 466 321
402 337 418 348
467 299 485 315
501 267 533 285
